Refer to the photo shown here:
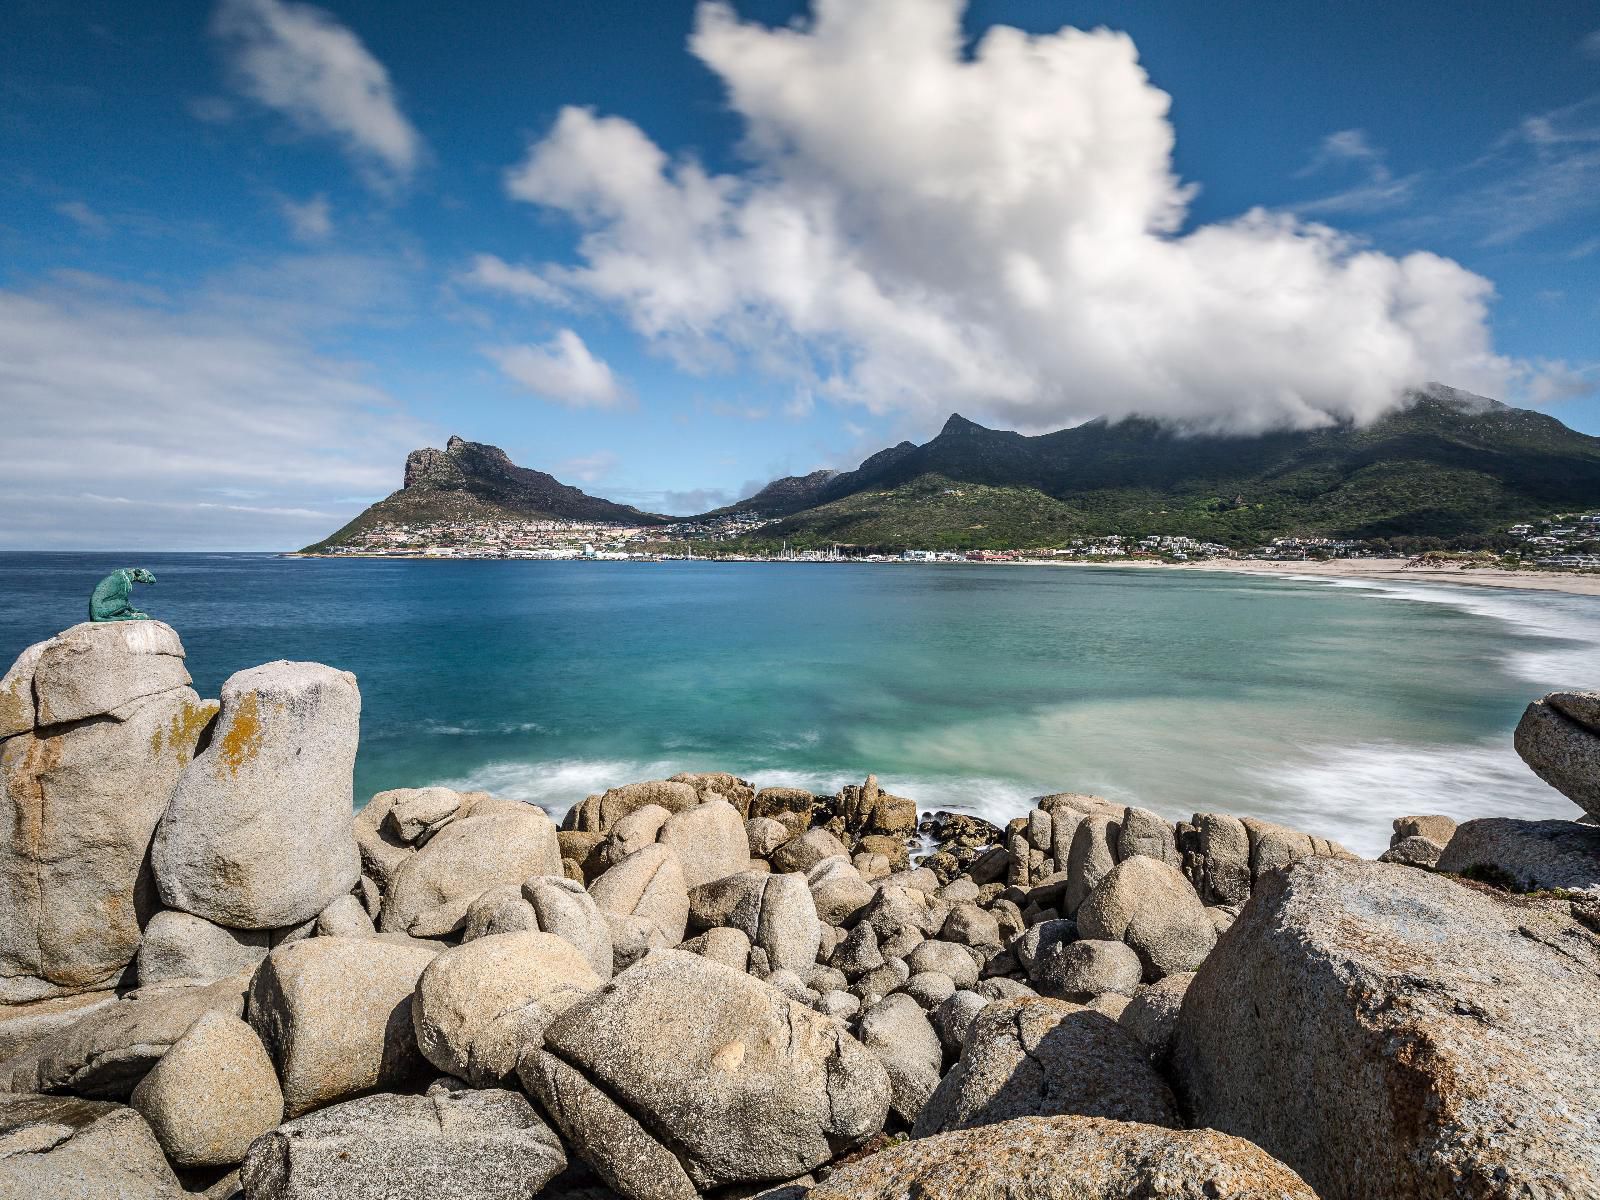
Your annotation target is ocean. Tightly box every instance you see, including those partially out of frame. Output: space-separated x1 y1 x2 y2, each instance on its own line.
1 552 1590 857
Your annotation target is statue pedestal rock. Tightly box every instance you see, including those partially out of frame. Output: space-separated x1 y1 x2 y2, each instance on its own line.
0 622 214 1003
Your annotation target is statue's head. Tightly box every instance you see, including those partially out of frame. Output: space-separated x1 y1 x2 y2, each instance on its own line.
129 568 156 585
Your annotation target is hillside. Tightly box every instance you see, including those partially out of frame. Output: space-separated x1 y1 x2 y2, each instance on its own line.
745 386 1600 550
303 436 668 551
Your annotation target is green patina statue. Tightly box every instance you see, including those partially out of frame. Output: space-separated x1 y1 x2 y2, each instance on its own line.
89 568 157 622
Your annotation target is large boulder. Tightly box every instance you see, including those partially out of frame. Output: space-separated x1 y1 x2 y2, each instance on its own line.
1182 812 1251 906
411 932 602 1086
380 798 562 936
135 910 268 987
807 1115 1317 1199
246 936 437 1117
1174 857 1600 1199
523 950 890 1197
914 997 1177 1137
857 993 942 1124
30 621 192 726
1 625 215 1002
0 974 248 1099
523 875 615 979
152 661 361 930
771 827 851 875
1062 812 1121 914
657 799 748 888
748 787 817 838
1115 806 1180 867
1031 938 1142 1000
690 871 821 974
1074 855 1216 980
1514 692 1600 819
589 843 691 958
240 1080 567 1200
129 1011 281 1167
806 857 875 927
1436 817 1600 895
0 1092 187 1199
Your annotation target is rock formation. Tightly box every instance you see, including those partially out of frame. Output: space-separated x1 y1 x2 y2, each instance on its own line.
1 628 1598 1199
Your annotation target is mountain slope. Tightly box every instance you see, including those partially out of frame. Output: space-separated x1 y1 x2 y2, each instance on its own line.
758 386 1600 549
304 436 668 551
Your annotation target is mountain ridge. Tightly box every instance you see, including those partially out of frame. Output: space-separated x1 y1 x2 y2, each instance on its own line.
303 386 1600 553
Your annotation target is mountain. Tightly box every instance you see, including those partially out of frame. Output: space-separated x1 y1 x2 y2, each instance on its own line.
303 436 668 551
751 386 1600 550
701 469 842 520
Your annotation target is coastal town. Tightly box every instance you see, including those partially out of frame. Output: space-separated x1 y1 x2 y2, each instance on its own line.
307 511 1600 570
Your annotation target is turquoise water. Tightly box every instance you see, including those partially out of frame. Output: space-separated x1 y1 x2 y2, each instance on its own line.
1 553 1591 856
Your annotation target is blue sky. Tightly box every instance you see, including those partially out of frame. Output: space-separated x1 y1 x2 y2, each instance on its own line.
3 0 1598 549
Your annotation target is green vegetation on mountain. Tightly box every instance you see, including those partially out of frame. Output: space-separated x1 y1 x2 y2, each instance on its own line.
742 386 1600 551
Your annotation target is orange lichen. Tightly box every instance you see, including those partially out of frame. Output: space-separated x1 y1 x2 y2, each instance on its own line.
216 692 264 776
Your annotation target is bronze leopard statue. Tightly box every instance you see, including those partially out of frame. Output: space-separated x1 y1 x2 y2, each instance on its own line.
89 568 157 622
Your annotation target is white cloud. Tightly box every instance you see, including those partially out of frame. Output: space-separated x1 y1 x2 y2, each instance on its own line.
211 0 424 188
0 270 430 550
1458 94 1600 247
278 192 332 240
1581 29 1600 59
499 0 1556 433
486 329 624 408
553 450 620 483
459 253 567 305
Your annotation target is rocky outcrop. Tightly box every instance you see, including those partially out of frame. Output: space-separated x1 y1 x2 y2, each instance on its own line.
1174 857 1600 1199
1515 690 1600 819
240 1080 567 1200
152 661 361 929
524 950 890 1198
0 623 214 1002
5 616 1593 1200
808 1115 1318 1199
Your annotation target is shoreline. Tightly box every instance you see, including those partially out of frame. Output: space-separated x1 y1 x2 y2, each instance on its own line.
1117 556 1600 597
289 550 1600 598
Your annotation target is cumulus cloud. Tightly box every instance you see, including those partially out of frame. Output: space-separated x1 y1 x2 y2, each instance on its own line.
486 329 624 408
0 271 430 550
212 0 424 188
499 0 1545 433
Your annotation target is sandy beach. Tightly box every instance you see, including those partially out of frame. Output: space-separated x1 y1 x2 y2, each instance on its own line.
1140 556 1600 597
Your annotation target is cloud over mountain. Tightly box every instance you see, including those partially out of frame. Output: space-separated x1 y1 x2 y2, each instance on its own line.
497 0 1536 433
